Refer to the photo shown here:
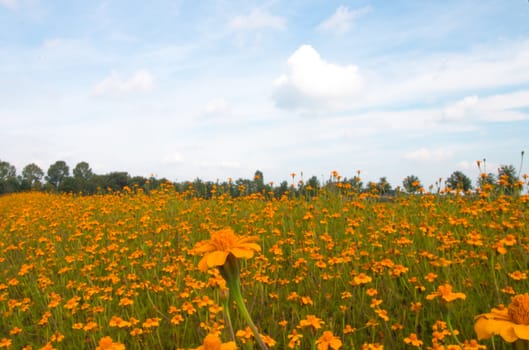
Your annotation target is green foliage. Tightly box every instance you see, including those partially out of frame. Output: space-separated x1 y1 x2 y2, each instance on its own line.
402 174 422 193
446 170 472 192
0 160 19 194
46 160 70 191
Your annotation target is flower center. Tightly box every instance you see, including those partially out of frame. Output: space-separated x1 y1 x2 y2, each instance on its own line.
508 294 529 325
211 228 237 251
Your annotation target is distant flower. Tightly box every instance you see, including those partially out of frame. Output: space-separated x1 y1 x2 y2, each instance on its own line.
193 228 261 272
95 336 125 350
426 284 466 303
475 294 529 343
316 331 342 350
403 333 423 347
298 315 325 330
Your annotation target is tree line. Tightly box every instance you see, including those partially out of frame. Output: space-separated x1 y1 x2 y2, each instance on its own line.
0 159 525 198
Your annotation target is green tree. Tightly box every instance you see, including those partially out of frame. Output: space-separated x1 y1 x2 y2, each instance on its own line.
497 164 521 195
306 175 320 195
101 172 130 192
0 160 19 193
21 163 44 190
253 170 265 193
346 175 363 192
73 161 93 181
446 171 472 192
403 175 422 194
376 177 392 195
46 161 70 191
477 172 496 190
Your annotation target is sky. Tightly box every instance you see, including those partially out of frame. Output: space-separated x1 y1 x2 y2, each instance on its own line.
1 0 529 189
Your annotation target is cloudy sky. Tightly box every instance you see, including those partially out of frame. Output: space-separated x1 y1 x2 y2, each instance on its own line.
1 0 528 188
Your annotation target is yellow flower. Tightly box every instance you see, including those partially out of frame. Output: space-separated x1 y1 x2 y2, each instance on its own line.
475 294 529 343
194 333 237 350
194 228 261 272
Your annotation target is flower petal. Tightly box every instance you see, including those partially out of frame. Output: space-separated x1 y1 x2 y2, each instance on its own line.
512 324 529 340
206 250 230 268
230 247 256 259
193 242 215 254
198 256 210 272
237 242 261 252
221 341 237 350
475 317 518 342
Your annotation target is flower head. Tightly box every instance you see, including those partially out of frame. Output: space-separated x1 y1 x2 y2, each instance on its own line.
194 333 237 350
426 283 466 303
475 294 529 342
316 331 343 350
194 228 261 272
95 336 125 350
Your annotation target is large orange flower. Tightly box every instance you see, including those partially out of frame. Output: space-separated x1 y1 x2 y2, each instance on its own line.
475 294 529 343
194 228 261 272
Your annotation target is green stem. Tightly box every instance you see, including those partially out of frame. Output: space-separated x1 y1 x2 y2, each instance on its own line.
220 255 269 350
513 339 529 350
221 297 236 342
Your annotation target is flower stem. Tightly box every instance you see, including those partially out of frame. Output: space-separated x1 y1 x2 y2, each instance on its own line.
513 339 529 350
220 255 269 350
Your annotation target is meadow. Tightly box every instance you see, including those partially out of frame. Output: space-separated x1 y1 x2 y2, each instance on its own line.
1 181 528 349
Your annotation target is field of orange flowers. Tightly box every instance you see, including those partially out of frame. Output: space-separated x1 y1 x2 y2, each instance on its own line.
1 183 529 349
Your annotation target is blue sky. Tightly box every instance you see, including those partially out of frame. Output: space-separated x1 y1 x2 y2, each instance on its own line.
1 0 528 188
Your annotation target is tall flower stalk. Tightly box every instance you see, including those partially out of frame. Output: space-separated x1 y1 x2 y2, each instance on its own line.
194 228 268 350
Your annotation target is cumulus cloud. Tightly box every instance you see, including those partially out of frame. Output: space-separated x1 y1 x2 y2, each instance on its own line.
404 148 453 162
317 6 371 34
228 9 286 31
93 70 154 96
273 45 363 109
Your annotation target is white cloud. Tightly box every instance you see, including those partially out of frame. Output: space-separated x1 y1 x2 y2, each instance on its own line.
204 98 229 115
317 6 371 34
366 40 529 109
442 95 479 121
162 152 184 164
0 0 17 9
404 148 453 162
229 9 286 31
273 45 363 109
440 91 529 124
197 161 241 169
93 70 154 96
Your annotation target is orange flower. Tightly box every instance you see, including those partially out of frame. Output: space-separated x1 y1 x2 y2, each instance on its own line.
0 338 12 349
298 315 325 330
426 284 466 303
194 228 261 272
475 294 529 343
95 336 125 350
194 333 237 350
403 333 423 347
316 331 342 350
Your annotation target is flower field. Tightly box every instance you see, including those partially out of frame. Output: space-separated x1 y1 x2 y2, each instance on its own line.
1 183 529 349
